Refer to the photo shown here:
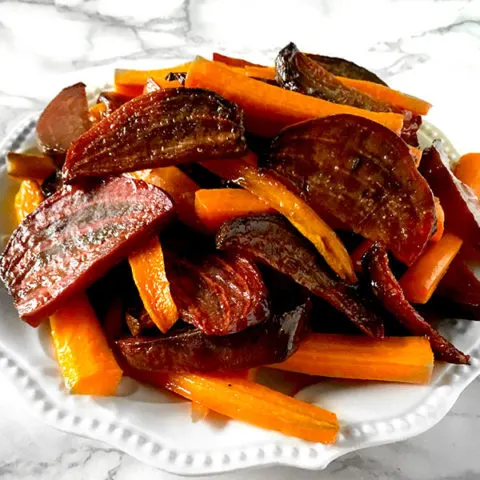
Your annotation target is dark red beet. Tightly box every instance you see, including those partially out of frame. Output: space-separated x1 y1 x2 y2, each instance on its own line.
265 115 436 265
116 291 310 372
420 141 480 248
364 242 469 364
36 83 90 155
63 88 247 182
216 214 384 337
276 43 391 112
0 177 174 326
165 252 269 336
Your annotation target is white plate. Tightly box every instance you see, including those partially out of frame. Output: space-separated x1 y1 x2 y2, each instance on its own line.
1 104 480 476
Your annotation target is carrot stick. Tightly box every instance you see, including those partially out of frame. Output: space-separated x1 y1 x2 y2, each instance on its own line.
50 293 123 395
195 188 275 231
131 370 339 443
245 66 276 80
114 62 191 95
14 180 44 224
350 239 374 272
454 153 480 198
186 57 404 137
202 155 356 283
7 152 56 181
128 236 178 333
129 167 200 229
337 77 432 116
409 146 422 168
430 197 445 243
270 334 434 385
212 52 263 68
114 84 140 98
399 232 463 304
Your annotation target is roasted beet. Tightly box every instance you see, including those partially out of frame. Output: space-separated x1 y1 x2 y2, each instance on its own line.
97 91 132 114
0 177 174 325
420 141 480 248
165 252 269 336
307 53 387 86
217 214 384 337
116 290 310 372
63 88 247 182
364 242 469 364
265 115 436 265
36 83 90 156
276 43 391 112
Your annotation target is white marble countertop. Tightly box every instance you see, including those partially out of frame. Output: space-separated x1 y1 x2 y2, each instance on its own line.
1 0 480 478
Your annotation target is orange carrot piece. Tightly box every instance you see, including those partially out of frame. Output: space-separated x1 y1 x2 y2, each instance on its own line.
113 84 139 98
14 180 44 224
212 52 263 68
132 370 339 443
130 167 200 229
337 76 432 116
195 188 275 231
430 197 445 243
409 146 422 168
245 66 276 80
399 232 463 304
454 153 480 198
186 57 403 137
50 293 123 395
129 236 178 333
203 155 356 283
114 62 191 93
270 334 433 385
7 152 56 181
143 77 161 94
350 239 374 272
88 103 107 124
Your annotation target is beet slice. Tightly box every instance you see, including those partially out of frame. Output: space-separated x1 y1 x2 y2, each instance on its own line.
0 177 174 325
217 214 383 337
116 290 310 372
307 53 387 86
63 88 247 182
165 252 269 336
364 242 469 364
36 83 91 156
276 43 391 113
420 141 480 249
264 114 436 265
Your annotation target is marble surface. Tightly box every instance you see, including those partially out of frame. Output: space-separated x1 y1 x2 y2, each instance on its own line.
1 0 480 478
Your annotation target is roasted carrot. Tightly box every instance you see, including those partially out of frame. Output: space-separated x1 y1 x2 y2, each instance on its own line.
143 77 161 94
203 155 356 283
131 370 339 443
7 152 56 181
212 52 263 68
50 293 123 395
270 334 434 385
337 77 432 115
14 180 44 224
114 84 140 97
195 188 275 231
454 153 480 198
350 239 374 272
130 167 200 229
400 232 463 304
430 197 445 243
245 65 276 80
409 146 422 168
186 57 404 137
114 62 191 95
88 103 107 124
129 236 178 333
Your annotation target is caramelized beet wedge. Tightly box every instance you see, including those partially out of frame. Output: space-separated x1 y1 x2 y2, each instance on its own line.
276 43 391 113
165 252 269 336
364 243 469 364
217 215 384 337
63 88 246 182
37 83 90 156
420 141 480 248
265 115 436 265
116 293 310 372
307 53 387 86
0 177 174 326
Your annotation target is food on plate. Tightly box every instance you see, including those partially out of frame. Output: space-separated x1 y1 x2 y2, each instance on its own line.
1 43 477 444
